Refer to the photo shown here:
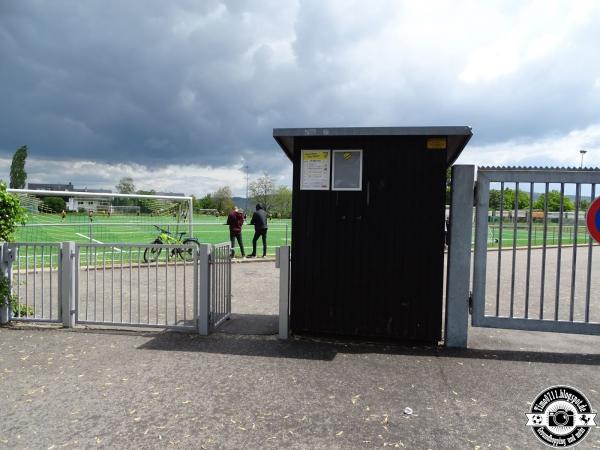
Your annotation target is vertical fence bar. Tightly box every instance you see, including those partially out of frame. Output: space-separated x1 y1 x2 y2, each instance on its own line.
524 182 534 318
32 245 36 317
228 246 232 317
129 247 132 323
198 244 210 335
585 184 596 323
183 251 187 323
495 182 505 316
165 249 169 325
16 245 21 318
120 248 124 323
509 182 519 317
570 184 581 322
49 245 53 320
472 173 490 326
193 246 198 326
554 183 565 320
540 182 549 319
60 242 76 327
155 256 158 325
137 247 141 324
41 245 45 319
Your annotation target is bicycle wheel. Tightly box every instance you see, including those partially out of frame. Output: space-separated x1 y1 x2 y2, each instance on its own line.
143 239 163 263
180 238 201 261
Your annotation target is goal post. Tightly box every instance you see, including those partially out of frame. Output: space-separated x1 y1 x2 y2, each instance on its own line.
7 188 195 237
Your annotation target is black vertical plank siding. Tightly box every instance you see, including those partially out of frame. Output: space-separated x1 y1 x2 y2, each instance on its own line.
290 135 445 342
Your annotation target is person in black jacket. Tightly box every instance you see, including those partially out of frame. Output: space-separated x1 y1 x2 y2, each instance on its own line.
247 203 268 258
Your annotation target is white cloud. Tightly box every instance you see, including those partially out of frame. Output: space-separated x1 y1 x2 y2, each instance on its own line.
0 158 292 198
459 123 600 168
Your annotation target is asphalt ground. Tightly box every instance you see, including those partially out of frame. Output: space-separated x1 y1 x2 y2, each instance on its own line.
2 259 600 449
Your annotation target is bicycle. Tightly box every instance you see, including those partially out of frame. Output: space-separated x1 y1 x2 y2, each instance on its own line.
143 225 201 263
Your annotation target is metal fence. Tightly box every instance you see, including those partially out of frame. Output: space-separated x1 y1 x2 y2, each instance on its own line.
472 167 600 335
15 221 290 253
76 243 198 329
1 240 234 334
7 242 62 322
209 242 232 329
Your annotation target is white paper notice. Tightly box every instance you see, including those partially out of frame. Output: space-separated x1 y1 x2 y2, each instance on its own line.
300 150 330 190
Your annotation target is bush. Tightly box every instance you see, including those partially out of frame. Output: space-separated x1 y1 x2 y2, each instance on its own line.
0 181 27 242
42 196 66 213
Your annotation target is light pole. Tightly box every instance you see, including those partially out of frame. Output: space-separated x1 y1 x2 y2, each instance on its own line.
245 164 249 213
580 149 587 168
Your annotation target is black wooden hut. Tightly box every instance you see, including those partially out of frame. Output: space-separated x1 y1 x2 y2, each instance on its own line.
274 127 472 342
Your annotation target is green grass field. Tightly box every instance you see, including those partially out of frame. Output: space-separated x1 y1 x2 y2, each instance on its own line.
14 212 291 256
486 223 594 248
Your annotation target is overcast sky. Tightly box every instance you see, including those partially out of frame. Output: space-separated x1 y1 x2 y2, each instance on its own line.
1 0 599 196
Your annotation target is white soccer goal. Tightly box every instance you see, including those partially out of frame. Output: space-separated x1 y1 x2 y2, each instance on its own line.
8 188 194 237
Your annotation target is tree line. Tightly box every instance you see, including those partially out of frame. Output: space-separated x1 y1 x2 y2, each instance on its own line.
488 188 589 212
193 174 292 218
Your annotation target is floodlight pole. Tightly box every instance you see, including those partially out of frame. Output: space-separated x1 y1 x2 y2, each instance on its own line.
245 164 249 212
580 149 587 169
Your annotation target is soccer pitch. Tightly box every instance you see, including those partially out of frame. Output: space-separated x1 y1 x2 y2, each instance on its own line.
14 213 291 255
487 224 594 248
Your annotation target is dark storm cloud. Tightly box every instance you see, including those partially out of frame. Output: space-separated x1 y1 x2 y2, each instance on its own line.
1 0 599 174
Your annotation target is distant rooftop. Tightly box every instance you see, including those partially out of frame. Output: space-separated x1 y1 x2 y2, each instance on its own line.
26 182 113 194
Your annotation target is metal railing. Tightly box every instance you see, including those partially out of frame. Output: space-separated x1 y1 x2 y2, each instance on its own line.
7 242 62 322
472 167 600 334
76 243 198 329
209 242 232 329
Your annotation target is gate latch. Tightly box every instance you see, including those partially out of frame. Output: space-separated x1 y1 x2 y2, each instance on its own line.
468 291 473 314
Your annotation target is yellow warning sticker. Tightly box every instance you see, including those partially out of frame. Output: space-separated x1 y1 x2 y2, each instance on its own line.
303 151 329 161
427 138 447 150
343 152 352 160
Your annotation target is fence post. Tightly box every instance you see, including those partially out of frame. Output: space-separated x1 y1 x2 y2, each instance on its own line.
278 246 291 339
0 242 14 324
198 244 211 335
445 165 475 348
60 241 77 327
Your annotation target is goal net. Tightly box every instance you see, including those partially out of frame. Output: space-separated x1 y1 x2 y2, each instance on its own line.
8 188 193 244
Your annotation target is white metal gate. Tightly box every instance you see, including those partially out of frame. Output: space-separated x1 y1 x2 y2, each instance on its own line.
472 167 600 335
75 242 198 330
2 240 233 334
208 242 232 330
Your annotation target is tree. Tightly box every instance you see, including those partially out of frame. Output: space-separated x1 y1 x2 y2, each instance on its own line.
213 186 234 213
116 177 136 194
533 190 575 212
271 186 292 218
136 189 157 213
195 193 217 211
42 196 66 213
114 177 136 206
579 199 591 211
489 188 530 210
249 174 275 211
9 145 28 189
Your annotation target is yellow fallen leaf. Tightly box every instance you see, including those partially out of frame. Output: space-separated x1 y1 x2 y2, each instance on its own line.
336 431 343 436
